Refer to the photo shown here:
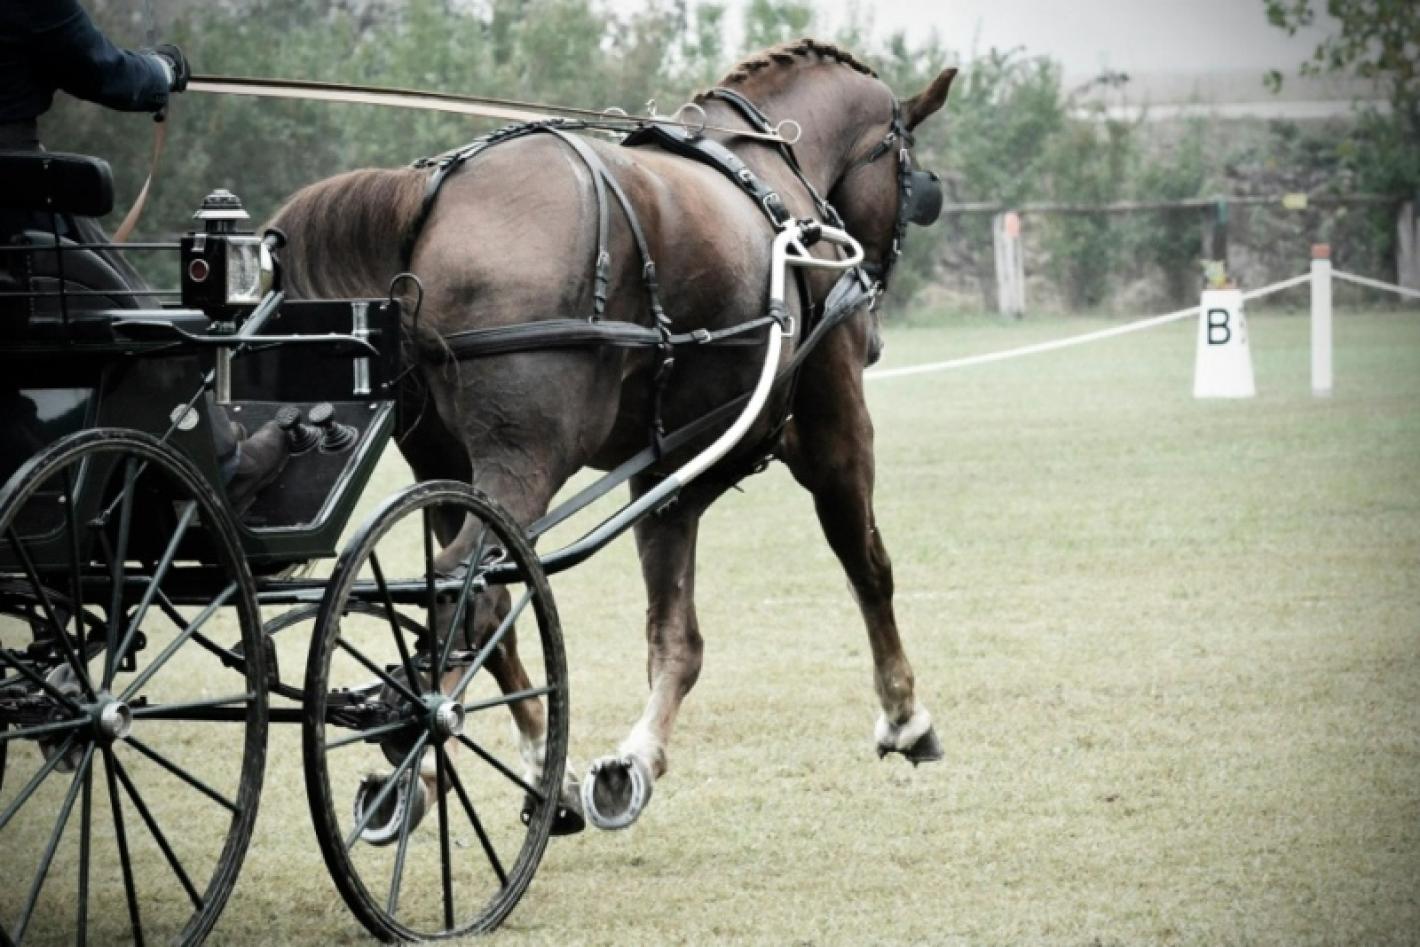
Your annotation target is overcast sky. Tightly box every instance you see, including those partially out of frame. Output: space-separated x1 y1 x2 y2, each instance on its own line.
701 0 1338 78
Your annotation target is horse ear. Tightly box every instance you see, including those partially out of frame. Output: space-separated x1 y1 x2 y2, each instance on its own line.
902 67 958 130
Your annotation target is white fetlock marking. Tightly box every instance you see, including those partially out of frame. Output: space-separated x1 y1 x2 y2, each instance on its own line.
875 705 933 751
516 719 548 783
616 723 660 771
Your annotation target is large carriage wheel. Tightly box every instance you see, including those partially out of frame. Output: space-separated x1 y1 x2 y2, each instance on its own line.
303 480 567 941
0 429 267 946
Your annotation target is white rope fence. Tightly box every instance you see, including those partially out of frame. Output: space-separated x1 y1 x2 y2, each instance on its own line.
1333 269 1420 301
866 260 1415 390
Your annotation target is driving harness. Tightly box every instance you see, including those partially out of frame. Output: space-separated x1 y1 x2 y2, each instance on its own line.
397 89 942 464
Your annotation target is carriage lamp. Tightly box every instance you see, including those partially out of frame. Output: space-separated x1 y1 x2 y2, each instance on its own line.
181 188 275 313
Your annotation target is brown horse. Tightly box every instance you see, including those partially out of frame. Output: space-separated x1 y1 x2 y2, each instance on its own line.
272 39 956 830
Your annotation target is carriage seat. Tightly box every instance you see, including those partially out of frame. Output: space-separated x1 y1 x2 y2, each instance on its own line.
0 151 114 217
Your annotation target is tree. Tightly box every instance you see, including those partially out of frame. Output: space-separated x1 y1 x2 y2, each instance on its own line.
1263 0 1420 194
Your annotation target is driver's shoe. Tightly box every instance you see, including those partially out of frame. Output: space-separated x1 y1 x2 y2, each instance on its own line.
227 420 290 514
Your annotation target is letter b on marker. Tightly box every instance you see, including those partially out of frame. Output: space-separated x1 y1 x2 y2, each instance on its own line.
1194 289 1255 398
1206 309 1231 345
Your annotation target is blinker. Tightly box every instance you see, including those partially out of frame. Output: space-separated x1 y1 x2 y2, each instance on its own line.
907 170 943 227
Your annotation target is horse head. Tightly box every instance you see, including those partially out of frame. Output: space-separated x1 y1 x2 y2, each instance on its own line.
827 66 955 291
704 41 955 360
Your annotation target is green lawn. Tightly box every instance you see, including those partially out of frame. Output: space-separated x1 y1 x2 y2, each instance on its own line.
8 308 1419 945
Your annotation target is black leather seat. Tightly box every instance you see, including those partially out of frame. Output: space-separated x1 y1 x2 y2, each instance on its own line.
0 152 208 340
0 151 115 217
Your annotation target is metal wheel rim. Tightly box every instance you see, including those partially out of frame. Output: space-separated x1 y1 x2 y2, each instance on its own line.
0 428 268 946
302 479 567 940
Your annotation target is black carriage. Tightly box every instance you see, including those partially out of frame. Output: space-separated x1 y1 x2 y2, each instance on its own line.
0 100 883 940
0 151 569 944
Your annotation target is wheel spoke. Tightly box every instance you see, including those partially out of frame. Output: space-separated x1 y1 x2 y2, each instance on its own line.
12 742 94 945
103 746 146 947
0 715 89 744
6 527 95 702
422 508 436 675
385 745 425 918
105 501 198 690
104 457 141 691
435 742 455 929
344 732 429 852
438 528 488 682
122 736 239 813
368 551 421 697
440 744 507 887
0 733 80 833
77 749 93 947
129 692 255 720
120 583 238 700
334 637 423 706
325 717 417 751
454 733 543 802
112 755 204 909
448 590 530 702
462 684 555 715
61 465 99 697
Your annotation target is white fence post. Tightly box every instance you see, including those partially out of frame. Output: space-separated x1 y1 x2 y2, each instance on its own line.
1310 244 1332 397
992 211 1025 318
1398 201 1419 296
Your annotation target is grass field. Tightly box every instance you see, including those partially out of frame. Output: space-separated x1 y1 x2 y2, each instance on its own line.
8 307 1420 944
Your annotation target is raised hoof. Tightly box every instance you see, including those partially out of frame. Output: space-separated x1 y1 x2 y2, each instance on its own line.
580 755 653 831
352 770 427 847
521 782 586 836
877 725 944 767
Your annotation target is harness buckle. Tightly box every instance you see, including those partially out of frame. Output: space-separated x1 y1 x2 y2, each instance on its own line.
690 328 712 344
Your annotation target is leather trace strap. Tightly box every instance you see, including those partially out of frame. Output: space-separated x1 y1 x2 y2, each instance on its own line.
437 314 777 360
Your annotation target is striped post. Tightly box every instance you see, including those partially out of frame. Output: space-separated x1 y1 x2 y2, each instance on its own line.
1310 244 1332 397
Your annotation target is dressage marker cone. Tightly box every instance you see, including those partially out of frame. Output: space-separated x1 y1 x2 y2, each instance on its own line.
1193 288 1256 398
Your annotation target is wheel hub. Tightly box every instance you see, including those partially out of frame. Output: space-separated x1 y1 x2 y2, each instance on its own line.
429 698 465 738
92 695 133 741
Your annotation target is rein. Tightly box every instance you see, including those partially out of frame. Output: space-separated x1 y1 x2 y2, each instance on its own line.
186 75 802 145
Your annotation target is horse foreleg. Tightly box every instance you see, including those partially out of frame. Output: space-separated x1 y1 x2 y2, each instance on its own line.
782 392 942 765
581 484 705 830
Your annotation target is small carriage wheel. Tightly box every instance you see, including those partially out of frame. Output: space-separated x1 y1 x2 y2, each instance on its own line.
303 480 567 941
0 428 267 946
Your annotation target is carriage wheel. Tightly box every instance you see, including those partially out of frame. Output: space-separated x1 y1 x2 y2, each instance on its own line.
303 480 567 941
0 429 267 946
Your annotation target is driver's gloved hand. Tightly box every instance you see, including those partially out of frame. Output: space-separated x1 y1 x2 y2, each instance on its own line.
152 44 190 92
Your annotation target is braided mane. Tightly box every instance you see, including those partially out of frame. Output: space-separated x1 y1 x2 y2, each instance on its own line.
715 38 877 88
